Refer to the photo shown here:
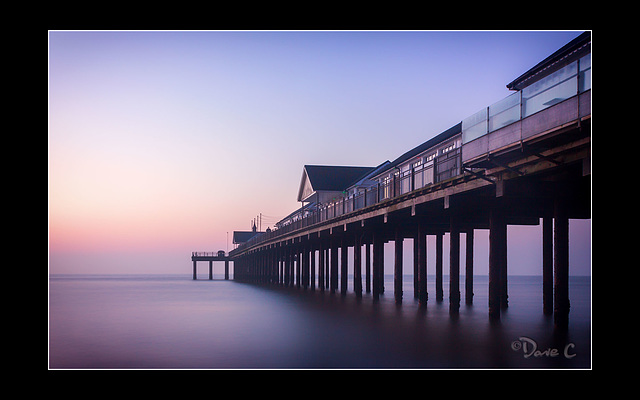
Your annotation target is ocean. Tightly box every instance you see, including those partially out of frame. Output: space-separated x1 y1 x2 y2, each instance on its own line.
48 274 591 369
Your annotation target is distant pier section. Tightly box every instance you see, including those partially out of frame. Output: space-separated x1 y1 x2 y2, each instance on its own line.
191 251 230 280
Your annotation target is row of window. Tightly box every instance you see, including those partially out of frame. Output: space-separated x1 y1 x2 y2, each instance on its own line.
372 139 461 199
462 53 591 144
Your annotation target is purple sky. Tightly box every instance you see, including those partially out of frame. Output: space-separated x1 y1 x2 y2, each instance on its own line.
49 30 590 275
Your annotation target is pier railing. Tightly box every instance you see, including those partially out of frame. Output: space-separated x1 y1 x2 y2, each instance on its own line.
192 251 227 258
462 52 591 145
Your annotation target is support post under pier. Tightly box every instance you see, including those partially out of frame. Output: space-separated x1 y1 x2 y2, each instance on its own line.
365 243 371 293
331 239 339 294
354 234 362 297
465 229 474 305
554 198 570 328
394 229 403 304
310 247 316 290
417 222 427 305
436 232 443 302
318 242 325 292
450 217 461 313
303 244 310 290
341 239 348 296
373 231 384 301
543 216 553 315
489 207 506 320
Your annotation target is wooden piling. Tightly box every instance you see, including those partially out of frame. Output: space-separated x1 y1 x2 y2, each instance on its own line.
450 217 461 312
413 236 419 299
354 234 362 297
554 198 570 328
341 238 348 296
365 243 371 293
417 222 427 305
285 247 291 287
489 208 506 319
500 224 508 310
318 241 325 292
465 229 474 305
394 229 403 303
325 246 330 290
303 244 309 289
310 247 316 290
331 239 339 294
435 232 443 302
543 216 553 315
298 247 303 288
373 231 384 301
278 248 283 285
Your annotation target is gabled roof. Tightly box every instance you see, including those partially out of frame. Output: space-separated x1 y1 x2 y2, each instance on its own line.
347 160 391 189
506 31 591 91
297 165 375 202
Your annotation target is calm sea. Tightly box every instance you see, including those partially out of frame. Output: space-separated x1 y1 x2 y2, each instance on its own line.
48 274 591 369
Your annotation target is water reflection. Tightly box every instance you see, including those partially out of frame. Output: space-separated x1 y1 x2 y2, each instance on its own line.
260 277 590 369
49 275 590 369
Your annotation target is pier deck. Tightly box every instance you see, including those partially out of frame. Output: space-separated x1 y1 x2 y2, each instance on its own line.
191 252 230 280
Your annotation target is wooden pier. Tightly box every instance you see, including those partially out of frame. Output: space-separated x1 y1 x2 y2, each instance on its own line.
195 33 591 328
229 154 589 326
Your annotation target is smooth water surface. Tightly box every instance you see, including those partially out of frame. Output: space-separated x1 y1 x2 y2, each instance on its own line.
49 274 591 369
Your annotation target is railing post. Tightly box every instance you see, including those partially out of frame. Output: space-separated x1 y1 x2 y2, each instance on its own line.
411 167 415 192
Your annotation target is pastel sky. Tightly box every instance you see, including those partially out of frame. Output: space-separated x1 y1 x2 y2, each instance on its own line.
48 30 590 275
